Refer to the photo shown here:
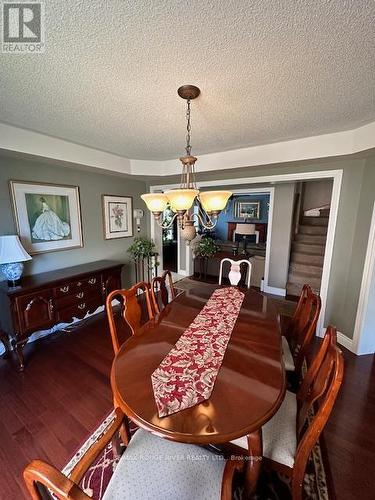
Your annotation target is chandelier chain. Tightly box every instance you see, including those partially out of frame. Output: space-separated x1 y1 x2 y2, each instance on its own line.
185 99 192 156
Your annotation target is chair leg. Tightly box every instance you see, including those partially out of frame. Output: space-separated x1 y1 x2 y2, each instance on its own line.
244 429 262 497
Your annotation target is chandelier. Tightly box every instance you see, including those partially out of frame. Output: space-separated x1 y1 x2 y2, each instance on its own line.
141 85 232 243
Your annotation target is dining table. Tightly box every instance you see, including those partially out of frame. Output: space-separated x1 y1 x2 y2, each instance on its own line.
111 283 286 494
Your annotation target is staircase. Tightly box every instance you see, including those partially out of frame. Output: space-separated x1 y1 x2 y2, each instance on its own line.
286 210 329 297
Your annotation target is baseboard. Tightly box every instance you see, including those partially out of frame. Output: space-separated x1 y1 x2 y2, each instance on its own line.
263 285 286 297
336 331 355 353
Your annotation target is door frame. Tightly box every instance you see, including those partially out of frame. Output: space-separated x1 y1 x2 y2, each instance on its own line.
150 168 343 336
352 201 375 354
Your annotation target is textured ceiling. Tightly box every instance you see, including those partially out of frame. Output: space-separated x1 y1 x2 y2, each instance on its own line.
1 0 374 161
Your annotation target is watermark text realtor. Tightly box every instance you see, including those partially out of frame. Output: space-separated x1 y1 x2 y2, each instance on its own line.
1 2 45 53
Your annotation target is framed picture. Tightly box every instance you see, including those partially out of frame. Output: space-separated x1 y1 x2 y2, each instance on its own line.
10 181 83 255
102 195 133 239
234 201 260 219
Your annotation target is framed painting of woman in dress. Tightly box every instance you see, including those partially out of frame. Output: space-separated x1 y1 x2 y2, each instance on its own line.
10 181 83 255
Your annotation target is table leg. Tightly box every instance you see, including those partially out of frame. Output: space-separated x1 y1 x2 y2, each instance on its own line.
244 428 263 498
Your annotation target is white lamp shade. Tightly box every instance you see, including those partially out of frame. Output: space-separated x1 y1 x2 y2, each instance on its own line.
235 223 256 235
141 193 169 212
0 235 32 264
164 189 199 212
199 191 232 212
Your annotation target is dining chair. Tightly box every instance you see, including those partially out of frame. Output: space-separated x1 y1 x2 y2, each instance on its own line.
218 258 252 288
106 281 154 353
282 286 321 377
24 408 241 500
229 325 343 500
150 270 176 314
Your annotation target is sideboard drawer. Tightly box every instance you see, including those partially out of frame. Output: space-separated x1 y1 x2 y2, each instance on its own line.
54 288 102 309
53 276 101 298
56 296 103 323
15 291 55 335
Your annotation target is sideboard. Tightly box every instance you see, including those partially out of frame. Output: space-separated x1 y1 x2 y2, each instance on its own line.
0 260 123 371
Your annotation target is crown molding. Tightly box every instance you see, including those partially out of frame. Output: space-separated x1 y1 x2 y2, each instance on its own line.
1 120 374 177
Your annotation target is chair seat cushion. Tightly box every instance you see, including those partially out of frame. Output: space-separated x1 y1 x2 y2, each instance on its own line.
230 390 297 468
102 429 226 500
282 335 295 372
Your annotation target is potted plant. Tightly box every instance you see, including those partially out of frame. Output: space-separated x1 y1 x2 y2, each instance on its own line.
127 236 159 281
193 236 219 280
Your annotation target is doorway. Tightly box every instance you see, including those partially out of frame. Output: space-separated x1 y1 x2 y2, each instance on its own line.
162 208 178 273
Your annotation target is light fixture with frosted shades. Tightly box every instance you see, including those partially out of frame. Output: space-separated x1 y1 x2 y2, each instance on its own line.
141 85 232 242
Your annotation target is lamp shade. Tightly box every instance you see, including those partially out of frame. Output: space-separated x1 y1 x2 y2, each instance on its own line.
199 191 232 213
0 235 32 264
235 223 256 236
141 193 169 213
165 189 199 212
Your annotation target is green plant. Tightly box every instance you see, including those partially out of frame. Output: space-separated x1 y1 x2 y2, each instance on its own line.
193 236 219 259
127 236 157 260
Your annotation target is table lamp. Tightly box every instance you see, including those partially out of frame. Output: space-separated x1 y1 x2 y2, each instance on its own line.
0 235 32 287
235 223 256 255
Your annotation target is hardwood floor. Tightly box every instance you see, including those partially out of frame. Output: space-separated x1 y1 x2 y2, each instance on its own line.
0 305 374 499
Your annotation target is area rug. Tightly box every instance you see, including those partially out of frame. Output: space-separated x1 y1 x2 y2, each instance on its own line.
62 411 330 500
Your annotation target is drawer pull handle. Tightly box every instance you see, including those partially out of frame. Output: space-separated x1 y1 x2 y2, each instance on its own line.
60 286 69 293
77 282 82 287
78 303 86 310
48 299 54 314
88 278 96 284
76 292 84 299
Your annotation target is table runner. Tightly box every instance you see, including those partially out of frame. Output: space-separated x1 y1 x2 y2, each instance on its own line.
151 287 245 417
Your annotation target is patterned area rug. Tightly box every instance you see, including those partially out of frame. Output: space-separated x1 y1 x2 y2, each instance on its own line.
62 411 330 500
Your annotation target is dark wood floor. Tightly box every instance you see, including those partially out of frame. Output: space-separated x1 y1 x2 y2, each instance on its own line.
0 308 374 499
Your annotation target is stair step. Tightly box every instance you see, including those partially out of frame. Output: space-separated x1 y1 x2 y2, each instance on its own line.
295 233 327 244
286 281 320 297
287 271 322 289
292 242 326 255
320 208 330 217
301 216 329 227
291 252 324 266
298 225 328 236
289 262 323 276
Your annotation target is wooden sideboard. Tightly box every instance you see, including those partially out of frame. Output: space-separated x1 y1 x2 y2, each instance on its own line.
0 260 123 371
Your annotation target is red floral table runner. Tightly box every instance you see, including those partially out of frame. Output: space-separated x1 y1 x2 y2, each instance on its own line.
151 287 245 417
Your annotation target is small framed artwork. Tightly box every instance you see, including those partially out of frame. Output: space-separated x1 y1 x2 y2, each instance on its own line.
10 180 83 255
102 195 133 239
234 201 261 220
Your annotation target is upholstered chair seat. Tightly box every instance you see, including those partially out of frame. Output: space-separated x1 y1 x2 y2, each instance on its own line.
103 429 226 500
282 336 296 372
230 390 297 468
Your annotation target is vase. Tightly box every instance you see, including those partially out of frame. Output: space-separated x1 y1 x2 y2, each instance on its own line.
1 262 24 287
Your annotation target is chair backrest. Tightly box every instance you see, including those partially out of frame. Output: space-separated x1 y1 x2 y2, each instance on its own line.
293 287 322 374
290 284 310 338
219 258 252 289
297 325 337 406
106 282 154 353
150 270 176 314
293 328 343 493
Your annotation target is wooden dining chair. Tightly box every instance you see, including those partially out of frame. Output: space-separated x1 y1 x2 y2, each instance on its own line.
230 325 343 500
106 282 154 353
150 270 176 314
24 408 242 500
282 286 321 377
218 258 252 288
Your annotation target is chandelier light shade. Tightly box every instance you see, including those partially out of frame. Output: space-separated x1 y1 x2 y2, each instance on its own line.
141 193 169 213
199 191 232 214
140 85 232 243
164 189 199 212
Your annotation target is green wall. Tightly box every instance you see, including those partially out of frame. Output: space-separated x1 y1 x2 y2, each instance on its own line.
148 156 375 340
0 153 148 286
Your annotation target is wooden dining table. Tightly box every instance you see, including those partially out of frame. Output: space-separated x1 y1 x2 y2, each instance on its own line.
111 284 286 494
